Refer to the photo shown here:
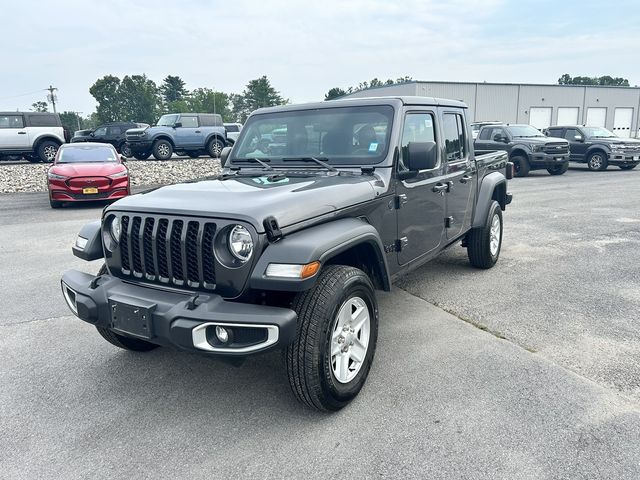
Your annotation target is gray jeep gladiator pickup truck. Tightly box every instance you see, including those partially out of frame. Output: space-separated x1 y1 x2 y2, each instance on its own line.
474 123 570 177
125 113 227 160
61 97 513 411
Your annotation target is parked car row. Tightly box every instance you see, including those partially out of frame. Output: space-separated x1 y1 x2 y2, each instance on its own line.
472 122 640 177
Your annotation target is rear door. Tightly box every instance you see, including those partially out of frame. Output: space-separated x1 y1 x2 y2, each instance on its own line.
564 128 587 161
441 110 474 240
0 114 28 149
174 115 203 148
474 126 510 155
106 126 122 148
396 110 446 265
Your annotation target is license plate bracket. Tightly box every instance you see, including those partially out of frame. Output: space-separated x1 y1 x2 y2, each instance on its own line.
109 295 156 340
83 187 98 194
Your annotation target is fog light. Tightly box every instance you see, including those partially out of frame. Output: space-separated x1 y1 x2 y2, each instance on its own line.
215 326 229 343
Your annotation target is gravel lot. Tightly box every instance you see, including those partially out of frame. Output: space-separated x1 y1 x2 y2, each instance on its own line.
0 157 222 193
1 166 640 478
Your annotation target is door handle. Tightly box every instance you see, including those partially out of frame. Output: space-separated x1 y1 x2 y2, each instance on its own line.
460 175 472 184
17 131 26 135
195 130 201 133
432 183 448 193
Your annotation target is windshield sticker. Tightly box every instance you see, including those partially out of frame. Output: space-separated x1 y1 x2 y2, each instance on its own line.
369 142 378 152
252 176 290 185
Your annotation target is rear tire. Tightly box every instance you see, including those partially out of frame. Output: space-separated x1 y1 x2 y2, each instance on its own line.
467 201 503 269
587 151 608 171
37 140 60 163
547 163 569 175
207 138 225 158
94 264 158 352
619 164 637 170
511 155 530 177
152 139 173 160
284 265 379 411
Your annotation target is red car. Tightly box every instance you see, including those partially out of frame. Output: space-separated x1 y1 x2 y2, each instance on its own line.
48 143 130 208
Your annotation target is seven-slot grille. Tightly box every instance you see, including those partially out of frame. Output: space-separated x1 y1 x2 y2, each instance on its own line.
118 215 217 290
543 143 569 155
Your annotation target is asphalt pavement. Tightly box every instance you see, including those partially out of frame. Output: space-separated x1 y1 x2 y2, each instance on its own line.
1 165 640 479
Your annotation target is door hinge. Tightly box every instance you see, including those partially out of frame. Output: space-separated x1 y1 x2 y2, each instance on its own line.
395 237 409 251
394 194 408 209
445 216 454 228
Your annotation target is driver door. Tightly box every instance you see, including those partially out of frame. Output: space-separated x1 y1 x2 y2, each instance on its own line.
174 115 203 148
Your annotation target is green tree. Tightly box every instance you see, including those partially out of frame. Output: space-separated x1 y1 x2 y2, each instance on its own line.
558 74 630 86
186 88 232 120
118 74 161 124
31 101 48 112
232 76 287 122
59 111 83 132
160 75 188 105
89 75 123 123
324 87 347 100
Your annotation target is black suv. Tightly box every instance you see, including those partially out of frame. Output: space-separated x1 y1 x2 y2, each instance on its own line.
72 122 147 157
474 124 570 177
545 125 640 171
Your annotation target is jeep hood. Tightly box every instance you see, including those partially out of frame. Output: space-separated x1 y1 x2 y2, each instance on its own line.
107 174 381 233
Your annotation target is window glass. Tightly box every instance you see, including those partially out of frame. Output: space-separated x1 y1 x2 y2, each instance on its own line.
546 128 563 138
582 127 616 138
156 114 178 126
179 116 198 128
507 125 545 137
225 124 239 132
107 126 121 135
564 129 580 141
399 112 436 170
93 126 107 136
484 126 506 142
0 115 24 129
58 145 117 163
442 113 467 161
28 114 57 127
231 105 393 166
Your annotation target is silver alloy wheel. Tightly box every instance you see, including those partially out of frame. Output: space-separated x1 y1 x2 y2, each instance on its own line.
121 143 131 157
158 143 170 158
589 154 602 169
43 145 57 161
210 140 222 157
489 213 501 256
330 296 370 384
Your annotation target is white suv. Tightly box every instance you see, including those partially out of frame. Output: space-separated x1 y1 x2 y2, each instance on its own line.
223 122 243 144
0 112 67 162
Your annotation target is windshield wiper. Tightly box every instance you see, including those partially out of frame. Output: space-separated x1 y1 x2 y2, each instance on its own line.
230 157 274 171
281 156 338 172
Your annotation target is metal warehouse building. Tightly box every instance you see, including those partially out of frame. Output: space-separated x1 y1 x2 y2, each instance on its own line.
344 81 640 138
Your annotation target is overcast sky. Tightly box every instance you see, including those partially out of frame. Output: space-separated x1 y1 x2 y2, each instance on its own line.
1 0 638 116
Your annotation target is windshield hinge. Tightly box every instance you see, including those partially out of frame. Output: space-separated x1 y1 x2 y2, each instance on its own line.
361 166 375 175
263 216 283 242
394 194 408 209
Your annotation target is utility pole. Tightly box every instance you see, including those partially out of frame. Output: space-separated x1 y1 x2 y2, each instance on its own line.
46 85 58 113
72 112 83 130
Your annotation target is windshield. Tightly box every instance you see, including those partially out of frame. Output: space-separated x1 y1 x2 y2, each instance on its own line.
58 146 117 163
508 125 545 137
230 105 394 166
583 127 617 138
156 114 179 127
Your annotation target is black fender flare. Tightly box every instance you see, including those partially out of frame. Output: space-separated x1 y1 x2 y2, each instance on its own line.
472 172 507 228
204 133 226 147
509 144 531 161
150 135 175 148
250 218 391 292
72 220 104 261
586 145 610 158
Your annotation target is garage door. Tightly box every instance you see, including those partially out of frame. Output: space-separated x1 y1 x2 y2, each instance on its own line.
613 108 633 138
529 107 552 130
557 107 579 126
586 108 606 127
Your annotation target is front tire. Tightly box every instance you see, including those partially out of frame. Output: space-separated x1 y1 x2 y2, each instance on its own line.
284 265 379 411
120 142 132 157
152 139 173 160
547 163 569 175
587 151 608 171
511 155 530 177
37 140 59 162
207 138 225 158
467 201 503 269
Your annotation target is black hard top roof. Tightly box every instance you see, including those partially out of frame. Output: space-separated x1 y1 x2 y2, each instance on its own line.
253 96 468 115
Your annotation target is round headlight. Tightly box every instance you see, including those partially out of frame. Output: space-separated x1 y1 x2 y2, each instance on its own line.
110 216 121 242
228 225 253 262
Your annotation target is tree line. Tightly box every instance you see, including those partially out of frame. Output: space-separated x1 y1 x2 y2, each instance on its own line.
557 73 630 86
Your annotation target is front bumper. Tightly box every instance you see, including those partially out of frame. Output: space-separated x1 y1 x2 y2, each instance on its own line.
530 152 569 167
608 152 640 166
61 269 297 356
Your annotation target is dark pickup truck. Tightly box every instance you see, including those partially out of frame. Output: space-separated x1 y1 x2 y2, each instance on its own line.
474 123 570 177
545 125 640 171
61 96 513 411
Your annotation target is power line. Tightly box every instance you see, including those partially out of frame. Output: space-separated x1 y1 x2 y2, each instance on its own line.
0 88 48 100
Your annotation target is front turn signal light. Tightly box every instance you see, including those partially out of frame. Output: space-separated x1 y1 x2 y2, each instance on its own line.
265 261 321 279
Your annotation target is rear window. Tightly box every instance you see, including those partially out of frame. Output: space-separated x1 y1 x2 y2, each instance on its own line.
0 115 24 128
58 145 117 163
200 114 223 127
225 124 239 132
27 114 59 127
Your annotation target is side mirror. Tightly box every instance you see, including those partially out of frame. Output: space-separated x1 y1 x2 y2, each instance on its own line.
220 146 232 165
173 122 182 128
574 135 583 142
89 132 95 137
499 136 509 143
405 142 438 171
120 155 126 163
